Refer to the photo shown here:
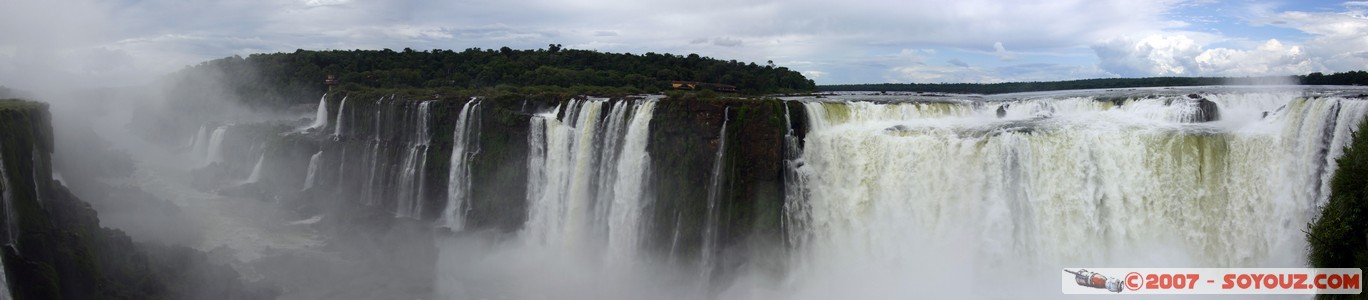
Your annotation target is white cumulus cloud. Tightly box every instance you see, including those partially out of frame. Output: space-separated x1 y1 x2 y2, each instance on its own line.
992 42 1018 61
1194 39 1315 75
1093 35 1204 76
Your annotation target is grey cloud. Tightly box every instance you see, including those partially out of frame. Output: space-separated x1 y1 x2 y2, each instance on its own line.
947 58 969 68
712 37 742 47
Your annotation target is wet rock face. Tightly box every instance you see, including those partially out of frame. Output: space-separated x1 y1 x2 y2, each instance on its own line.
1165 94 1220 123
643 97 792 274
1193 98 1220 122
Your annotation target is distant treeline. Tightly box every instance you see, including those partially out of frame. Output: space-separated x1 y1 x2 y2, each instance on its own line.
168 45 816 107
0 85 28 99
819 71 1368 94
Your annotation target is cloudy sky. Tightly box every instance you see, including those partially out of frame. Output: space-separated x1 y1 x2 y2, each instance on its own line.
1 0 1366 88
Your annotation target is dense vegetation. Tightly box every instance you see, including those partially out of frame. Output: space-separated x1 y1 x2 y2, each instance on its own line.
168 45 816 107
1309 117 1368 293
820 71 1368 94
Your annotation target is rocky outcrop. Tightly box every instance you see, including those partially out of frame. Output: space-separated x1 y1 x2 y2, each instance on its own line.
1184 93 1220 123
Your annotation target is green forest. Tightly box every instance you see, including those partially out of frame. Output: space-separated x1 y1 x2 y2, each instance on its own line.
167 45 816 107
819 71 1368 94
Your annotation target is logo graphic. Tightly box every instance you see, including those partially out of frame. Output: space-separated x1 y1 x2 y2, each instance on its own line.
1061 268 1363 295
1064 269 1124 293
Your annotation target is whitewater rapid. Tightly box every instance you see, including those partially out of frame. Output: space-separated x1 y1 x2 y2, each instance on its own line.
780 91 1368 298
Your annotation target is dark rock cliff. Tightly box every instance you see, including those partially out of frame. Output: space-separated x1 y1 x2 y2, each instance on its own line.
644 96 802 279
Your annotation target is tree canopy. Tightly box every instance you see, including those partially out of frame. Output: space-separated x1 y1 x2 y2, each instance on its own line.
167 45 816 107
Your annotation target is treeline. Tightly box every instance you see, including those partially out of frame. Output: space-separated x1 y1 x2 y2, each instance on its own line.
819 71 1368 94
0 85 29 99
168 45 815 107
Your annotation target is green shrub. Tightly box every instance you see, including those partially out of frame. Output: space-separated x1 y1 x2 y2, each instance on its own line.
1309 117 1368 300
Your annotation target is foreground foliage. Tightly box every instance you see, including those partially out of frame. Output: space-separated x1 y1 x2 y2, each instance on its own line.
1309 116 1368 299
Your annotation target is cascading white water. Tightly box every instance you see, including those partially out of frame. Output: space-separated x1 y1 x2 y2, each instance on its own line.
435 98 664 300
523 98 658 262
334 96 348 137
0 145 19 299
203 125 229 166
699 108 729 283
523 100 603 249
605 100 657 265
440 100 482 229
191 125 209 159
396 100 434 219
302 151 323 191
592 102 630 241
0 255 9 300
0 151 15 300
30 146 42 207
779 92 1368 299
361 96 390 207
0 151 8 298
781 103 808 249
243 153 266 184
305 94 329 131
0 144 17 248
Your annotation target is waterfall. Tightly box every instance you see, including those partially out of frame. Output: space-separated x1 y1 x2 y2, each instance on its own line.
203 125 229 166
0 254 9 300
592 102 631 240
396 101 434 219
0 146 19 300
522 99 658 263
605 100 656 264
781 102 809 249
440 100 483 229
243 153 266 184
699 107 729 284
523 99 604 249
361 97 389 207
336 148 346 190
781 93 1368 298
0 144 18 248
525 115 547 227
302 151 323 191
334 96 348 137
305 94 328 131
191 125 209 159
30 146 42 207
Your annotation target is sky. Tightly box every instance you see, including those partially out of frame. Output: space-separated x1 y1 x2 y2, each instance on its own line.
0 0 1365 87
